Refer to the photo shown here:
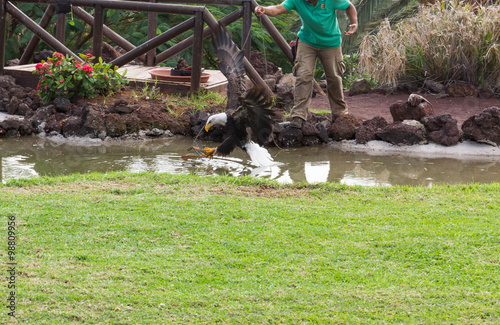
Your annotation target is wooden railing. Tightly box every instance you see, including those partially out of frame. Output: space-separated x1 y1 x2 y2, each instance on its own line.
0 0 295 96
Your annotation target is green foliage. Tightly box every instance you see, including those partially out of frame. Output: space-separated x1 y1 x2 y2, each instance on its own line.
359 0 500 88
33 52 128 103
339 0 420 54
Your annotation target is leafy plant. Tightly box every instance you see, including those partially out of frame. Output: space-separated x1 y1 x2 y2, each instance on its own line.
358 0 500 88
132 79 163 101
33 52 128 103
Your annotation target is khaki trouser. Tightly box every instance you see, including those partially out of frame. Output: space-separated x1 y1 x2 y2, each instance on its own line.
291 40 347 121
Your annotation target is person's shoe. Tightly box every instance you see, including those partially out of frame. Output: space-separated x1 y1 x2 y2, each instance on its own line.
290 117 305 129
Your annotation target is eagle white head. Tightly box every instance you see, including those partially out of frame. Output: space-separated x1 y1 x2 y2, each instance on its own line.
205 113 228 132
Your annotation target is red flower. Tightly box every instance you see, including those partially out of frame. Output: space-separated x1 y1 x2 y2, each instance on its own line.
75 64 81 68
56 60 62 66
54 52 64 58
87 53 93 58
82 64 93 72
88 74 92 77
47 71 52 75
60 80 64 83
35 63 43 69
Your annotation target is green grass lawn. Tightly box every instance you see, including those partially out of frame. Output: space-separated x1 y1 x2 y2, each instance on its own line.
1 172 499 324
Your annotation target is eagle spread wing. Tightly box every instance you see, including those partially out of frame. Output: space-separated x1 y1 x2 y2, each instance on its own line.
212 26 246 112
194 26 275 166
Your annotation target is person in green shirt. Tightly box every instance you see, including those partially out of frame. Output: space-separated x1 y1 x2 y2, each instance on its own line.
255 0 358 128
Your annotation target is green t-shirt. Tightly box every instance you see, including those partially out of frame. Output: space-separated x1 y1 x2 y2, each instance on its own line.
281 0 351 48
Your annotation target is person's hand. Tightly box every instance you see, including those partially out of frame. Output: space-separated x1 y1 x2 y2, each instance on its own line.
345 23 358 36
255 6 265 17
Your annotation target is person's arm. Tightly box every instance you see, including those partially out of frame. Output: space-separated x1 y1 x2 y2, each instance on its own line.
344 3 358 36
255 5 288 17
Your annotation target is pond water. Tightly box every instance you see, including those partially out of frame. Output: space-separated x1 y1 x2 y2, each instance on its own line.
1 135 500 186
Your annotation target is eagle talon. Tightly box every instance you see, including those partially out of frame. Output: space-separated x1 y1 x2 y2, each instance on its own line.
191 146 217 159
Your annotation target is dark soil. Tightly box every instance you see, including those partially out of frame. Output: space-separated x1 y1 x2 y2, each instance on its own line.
312 91 500 128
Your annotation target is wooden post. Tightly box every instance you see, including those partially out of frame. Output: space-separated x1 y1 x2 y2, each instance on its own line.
56 13 66 44
191 10 204 93
241 0 252 59
0 0 6 73
146 0 157 66
92 4 104 61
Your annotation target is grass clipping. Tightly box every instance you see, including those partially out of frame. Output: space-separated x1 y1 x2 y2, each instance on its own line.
359 0 500 88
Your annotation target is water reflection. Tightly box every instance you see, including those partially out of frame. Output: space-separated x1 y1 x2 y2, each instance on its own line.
1 135 500 186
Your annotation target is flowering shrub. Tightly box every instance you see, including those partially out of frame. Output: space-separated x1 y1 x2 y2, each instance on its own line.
34 52 128 103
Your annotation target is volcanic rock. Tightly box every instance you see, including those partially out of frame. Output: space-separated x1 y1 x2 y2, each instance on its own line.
108 98 135 114
44 113 67 134
329 113 359 141
17 103 30 116
123 114 141 134
348 78 371 96
478 87 494 99
105 113 127 137
301 135 320 146
249 50 282 84
447 83 477 97
0 118 33 136
277 126 303 147
9 86 27 100
396 82 418 94
54 97 72 113
0 75 16 89
355 116 389 144
421 114 460 146
33 50 54 63
390 94 434 123
423 80 445 93
462 106 500 145
82 105 106 137
376 122 426 146
29 105 54 129
62 116 84 137
7 59 19 66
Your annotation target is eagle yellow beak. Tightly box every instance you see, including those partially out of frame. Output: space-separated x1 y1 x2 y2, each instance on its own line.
204 123 212 132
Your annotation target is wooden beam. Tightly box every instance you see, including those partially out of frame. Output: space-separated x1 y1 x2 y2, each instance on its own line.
6 2 83 62
155 8 242 65
19 4 55 64
72 6 145 63
110 17 195 67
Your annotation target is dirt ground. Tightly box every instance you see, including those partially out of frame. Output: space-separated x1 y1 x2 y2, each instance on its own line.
310 91 500 127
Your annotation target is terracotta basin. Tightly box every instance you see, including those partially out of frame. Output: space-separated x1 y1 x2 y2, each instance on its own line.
149 69 210 83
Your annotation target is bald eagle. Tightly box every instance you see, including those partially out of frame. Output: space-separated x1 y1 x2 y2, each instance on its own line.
193 26 275 167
